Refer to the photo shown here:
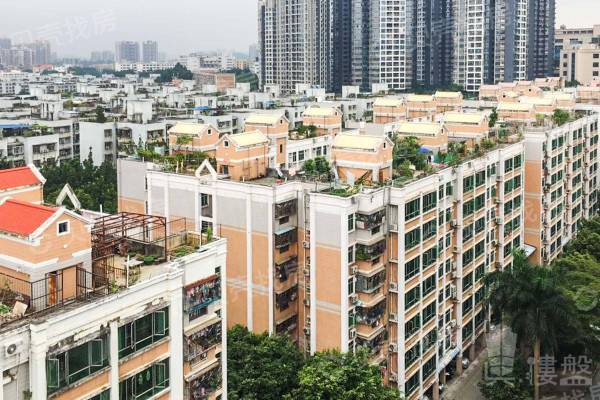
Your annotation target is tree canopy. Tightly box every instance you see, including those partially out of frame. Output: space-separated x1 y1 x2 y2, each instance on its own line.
155 63 193 83
41 155 117 213
393 135 427 170
286 350 401 400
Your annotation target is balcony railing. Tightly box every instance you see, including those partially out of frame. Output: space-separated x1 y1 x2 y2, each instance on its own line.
275 199 297 219
275 256 298 282
185 277 221 321
274 227 297 249
355 209 386 230
189 366 222 400
186 322 222 363
275 285 298 311
356 240 386 261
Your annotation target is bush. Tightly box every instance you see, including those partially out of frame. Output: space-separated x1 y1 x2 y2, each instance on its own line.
143 255 156 265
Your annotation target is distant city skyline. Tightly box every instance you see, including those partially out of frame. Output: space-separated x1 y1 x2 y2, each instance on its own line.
0 0 596 58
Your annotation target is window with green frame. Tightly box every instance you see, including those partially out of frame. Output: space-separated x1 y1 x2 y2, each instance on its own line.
422 275 436 297
462 296 473 314
475 287 485 305
463 200 474 216
405 198 420 221
405 228 421 250
462 248 474 266
422 301 436 323
463 175 474 191
405 286 421 310
90 389 110 400
347 213 355 232
446 183 453 196
462 320 474 340
405 343 421 368
474 217 485 234
463 224 473 242
475 263 485 281
422 246 437 267
423 355 437 380
422 328 437 352
475 170 485 187
462 272 473 292
423 219 437 240
46 335 109 395
118 308 169 359
405 314 421 338
514 175 521 189
405 256 420 281
514 154 522 168
423 191 437 212
474 240 485 258
119 359 169 400
504 158 513 172
405 371 420 395
474 194 485 211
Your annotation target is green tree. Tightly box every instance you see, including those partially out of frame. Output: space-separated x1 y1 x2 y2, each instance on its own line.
563 216 600 260
486 251 575 400
95 106 107 123
303 159 316 175
155 63 193 83
227 325 304 400
286 350 401 400
489 109 498 127
552 109 570 126
393 135 427 170
479 380 530 400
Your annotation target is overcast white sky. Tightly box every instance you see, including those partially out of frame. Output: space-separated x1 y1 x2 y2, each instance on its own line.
0 0 597 58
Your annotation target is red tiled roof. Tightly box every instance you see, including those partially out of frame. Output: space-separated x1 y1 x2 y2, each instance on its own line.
0 199 57 236
0 166 42 191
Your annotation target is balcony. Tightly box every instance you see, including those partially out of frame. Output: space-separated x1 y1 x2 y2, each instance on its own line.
276 314 298 335
185 321 222 365
185 277 221 322
275 285 298 311
274 227 297 249
275 256 298 282
188 365 222 400
356 240 386 262
355 209 386 230
275 199 297 219
356 329 386 358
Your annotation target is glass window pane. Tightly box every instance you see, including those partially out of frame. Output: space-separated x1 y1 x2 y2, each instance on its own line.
91 339 103 367
154 311 166 336
47 358 60 389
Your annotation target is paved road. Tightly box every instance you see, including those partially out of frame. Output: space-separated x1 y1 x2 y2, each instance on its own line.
442 350 485 400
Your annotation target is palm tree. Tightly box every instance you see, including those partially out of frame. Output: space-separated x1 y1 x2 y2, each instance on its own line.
486 251 574 400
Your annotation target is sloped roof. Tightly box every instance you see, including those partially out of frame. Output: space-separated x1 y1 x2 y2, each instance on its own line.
497 102 534 111
168 123 209 136
519 96 556 106
303 106 339 117
0 166 43 191
373 98 404 107
228 131 269 148
0 199 57 236
406 94 434 102
333 133 384 151
443 112 486 124
245 113 285 126
434 91 462 99
397 122 444 136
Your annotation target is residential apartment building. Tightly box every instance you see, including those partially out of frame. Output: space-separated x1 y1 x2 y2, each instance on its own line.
560 43 600 85
0 166 228 400
117 128 527 399
115 41 140 63
554 25 600 70
142 41 159 63
523 111 600 265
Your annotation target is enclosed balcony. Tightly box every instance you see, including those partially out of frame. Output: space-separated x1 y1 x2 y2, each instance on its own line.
275 256 298 282
356 240 386 262
188 365 222 400
356 270 386 294
275 199 297 219
185 277 221 322
355 209 386 230
356 298 386 328
185 321 222 365
275 285 298 311
274 227 297 249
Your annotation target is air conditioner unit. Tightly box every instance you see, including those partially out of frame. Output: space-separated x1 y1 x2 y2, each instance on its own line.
303 268 310 276
303 298 310 306
450 319 457 328
389 282 398 291
389 223 398 231
452 246 459 253
389 343 398 353
451 271 458 279
303 241 310 248
389 313 398 322
350 294 358 304
303 327 311 335
389 372 398 382
450 220 458 228
491 240 497 246
351 266 358 274
349 329 357 339
4 339 23 357
356 220 366 230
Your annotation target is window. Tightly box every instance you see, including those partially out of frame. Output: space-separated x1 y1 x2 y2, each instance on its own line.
201 193 209 208
347 213 355 232
463 272 473 292
405 314 421 338
405 228 421 250
405 198 420 220
57 221 70 235
224 140 229 148
422 301 436 323
463 175 474 191
405 343 421 368
47 335 109 394
475 170 485 187
90 390 110 400
405 256 420 280
405 372 420 396
422 275 436 296
348 245 355 264
422 247 437 267
463 200 474 216
119 359 169 400
423 220 437 240
118 308 169 359
405 286 421 309
423 192 437 212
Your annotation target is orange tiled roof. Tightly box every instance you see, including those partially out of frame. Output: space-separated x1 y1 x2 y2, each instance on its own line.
0 166 42 191
0 199 57 236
